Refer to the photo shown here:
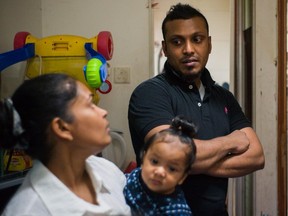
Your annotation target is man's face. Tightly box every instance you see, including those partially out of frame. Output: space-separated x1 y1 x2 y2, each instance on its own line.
162 17 211 81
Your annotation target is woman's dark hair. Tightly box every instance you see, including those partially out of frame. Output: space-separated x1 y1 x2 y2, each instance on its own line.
141 115 197 173
0 73 77 163
161 3 209 40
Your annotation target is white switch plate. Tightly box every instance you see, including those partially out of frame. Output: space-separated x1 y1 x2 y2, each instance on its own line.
113 67 130 83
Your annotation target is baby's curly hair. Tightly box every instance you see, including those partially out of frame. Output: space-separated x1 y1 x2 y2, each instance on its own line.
140 115 197 173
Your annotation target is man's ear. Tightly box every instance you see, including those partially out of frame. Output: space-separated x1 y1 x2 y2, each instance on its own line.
162 40 168 57
51 117 73 141
208 36 212 54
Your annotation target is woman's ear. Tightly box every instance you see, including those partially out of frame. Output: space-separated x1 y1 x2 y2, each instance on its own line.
51 117 73 141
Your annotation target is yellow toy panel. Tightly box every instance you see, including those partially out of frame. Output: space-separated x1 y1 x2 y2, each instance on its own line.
25 34 100 57
25 56 101 103
14 31 113 104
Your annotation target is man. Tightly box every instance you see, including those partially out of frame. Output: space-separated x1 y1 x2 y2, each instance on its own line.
128 3 265 216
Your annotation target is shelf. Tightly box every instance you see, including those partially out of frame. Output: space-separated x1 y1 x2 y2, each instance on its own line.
0 170 28 190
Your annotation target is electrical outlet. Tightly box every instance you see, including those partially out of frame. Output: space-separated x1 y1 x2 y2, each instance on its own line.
107 67 112 77
113 67 130 83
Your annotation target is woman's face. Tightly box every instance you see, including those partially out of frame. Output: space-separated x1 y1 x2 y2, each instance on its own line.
67 81 111 154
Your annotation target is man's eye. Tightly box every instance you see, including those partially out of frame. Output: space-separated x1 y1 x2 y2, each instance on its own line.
193 36 203 43
171 39 181 45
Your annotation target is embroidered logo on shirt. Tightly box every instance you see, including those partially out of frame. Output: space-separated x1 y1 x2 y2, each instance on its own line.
224 107 228 114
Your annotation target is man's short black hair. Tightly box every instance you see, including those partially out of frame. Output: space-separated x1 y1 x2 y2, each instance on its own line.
161 3 209 40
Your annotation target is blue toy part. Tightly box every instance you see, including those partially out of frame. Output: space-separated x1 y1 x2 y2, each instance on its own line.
0 43 35 72
83 43 108 88
98 80 112 94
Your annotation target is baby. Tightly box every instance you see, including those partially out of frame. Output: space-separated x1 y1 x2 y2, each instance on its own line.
124 115 197 215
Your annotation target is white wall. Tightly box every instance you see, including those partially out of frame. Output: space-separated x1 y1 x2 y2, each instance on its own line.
0 0 42 98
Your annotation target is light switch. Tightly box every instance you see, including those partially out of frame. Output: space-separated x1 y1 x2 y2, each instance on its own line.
113 67 130 83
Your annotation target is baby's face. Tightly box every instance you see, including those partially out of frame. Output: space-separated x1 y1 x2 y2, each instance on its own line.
141 138 189 195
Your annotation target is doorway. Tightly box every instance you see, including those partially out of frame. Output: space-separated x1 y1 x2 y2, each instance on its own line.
278 0 287 215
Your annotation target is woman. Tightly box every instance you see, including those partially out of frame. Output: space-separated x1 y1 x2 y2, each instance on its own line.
0 73 131 215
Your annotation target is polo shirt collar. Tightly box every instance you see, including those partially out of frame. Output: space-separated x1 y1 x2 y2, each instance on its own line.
29 160 112 215
163 61 215 89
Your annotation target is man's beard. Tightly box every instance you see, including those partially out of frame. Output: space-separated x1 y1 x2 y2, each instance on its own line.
182 70 202 83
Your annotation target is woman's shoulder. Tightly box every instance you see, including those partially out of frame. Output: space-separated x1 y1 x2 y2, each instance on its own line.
2 176 50 216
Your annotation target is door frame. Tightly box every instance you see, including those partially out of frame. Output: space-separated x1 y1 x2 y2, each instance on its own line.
277 0 287 215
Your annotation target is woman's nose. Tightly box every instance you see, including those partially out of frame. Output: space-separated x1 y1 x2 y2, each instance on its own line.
97 106 108 117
